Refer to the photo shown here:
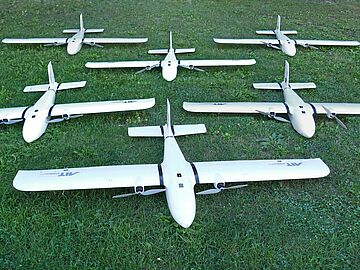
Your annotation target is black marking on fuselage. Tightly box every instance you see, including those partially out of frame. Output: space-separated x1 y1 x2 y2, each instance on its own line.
160 125 164 136
48 105 56 117
21 106 31 119
283 103 290 114
157 164 164 186
309 103 317 114
278 82 282 89
190 162 200 184
171 125 175 135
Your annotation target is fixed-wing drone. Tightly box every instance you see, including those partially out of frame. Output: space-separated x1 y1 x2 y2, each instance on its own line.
2 14 148 55
183 61 360 138
85 32 256 81
214 15 359 56
13 100 330 228
0 62 155 142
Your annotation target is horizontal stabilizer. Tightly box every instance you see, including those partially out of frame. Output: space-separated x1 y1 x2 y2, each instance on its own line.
85 29 105 33
172 124 206 136
175 48 196 54
23 84 50 92
289 83 316 90
57 81 87 91
128 126 163 137
63 29 80 34
253 83 282 90
148 49 169 54
281 30 298 35
256 30 275 35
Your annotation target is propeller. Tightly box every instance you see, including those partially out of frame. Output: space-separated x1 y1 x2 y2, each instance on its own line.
83 42 104 48
135 64 160 74
300 44 319 50
0 118 23 125
262 42 281 50
196 183 248 195
112 188 165 199
322 106 347 129
179 65 205 72
48 114 83 123
255 110 290 123
44 42 64 47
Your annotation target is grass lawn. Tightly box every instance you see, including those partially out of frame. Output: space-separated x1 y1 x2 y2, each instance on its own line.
0 0 359 269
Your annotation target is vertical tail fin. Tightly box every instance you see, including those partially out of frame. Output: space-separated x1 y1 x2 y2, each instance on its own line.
48 62 56 88
166 99 171 127
169 31 173 49
80 13 84 31
283 60 290 86
276 15 281 32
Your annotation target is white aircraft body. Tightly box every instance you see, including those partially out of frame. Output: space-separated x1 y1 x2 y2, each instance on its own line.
183 61 360 138
85 32 256 81
2 14 148 55
13 100 330 228
0 62 155 143
214 15 359 56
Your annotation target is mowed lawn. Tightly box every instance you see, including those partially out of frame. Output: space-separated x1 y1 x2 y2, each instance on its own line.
0 0 359 269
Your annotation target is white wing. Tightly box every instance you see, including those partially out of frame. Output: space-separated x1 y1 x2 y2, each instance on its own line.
179 59 256 67
85 61 161 69
214 38 280 45
0 107 28 121
2 38 68 44
193 158 329 184
13 164 161 191
83 38 148 44
183 102 287 114
296 39 359 47
50 98 155 117
311 103 360 115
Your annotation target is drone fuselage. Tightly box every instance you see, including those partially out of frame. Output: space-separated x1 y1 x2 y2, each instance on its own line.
283 85 316 138
161 126 197 228
66 31 85 55
22 89 56 143
161 49 178 81
275 30 297 56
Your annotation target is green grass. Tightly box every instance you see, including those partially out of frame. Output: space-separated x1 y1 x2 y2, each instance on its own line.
0 0 359 269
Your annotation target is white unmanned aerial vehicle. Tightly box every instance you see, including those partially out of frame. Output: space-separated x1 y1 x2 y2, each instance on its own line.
183 61 360 138
214 15 359 56
13 100 330 228
0 62 155 143
2 14 148 55
85 32 256 81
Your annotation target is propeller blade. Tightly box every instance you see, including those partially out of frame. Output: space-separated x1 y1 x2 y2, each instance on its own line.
196 189 222 195
273 115 291 123
135 68 148 74
322 106 347 129
334 116 347 129
308 45 319 50
224 184 248 190
141 189 166 196
112 193 137 199
70 114 83 119
255 110 290 123
48 118 65 123
193 67 205 72
83 42 104 48
1 119 23 125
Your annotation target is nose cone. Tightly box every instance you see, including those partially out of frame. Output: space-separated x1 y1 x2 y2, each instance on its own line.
165 187 196 228
67 43 81 55
283 45 297 57
292 118 316 138
22 119 48 143
162 66 178 82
